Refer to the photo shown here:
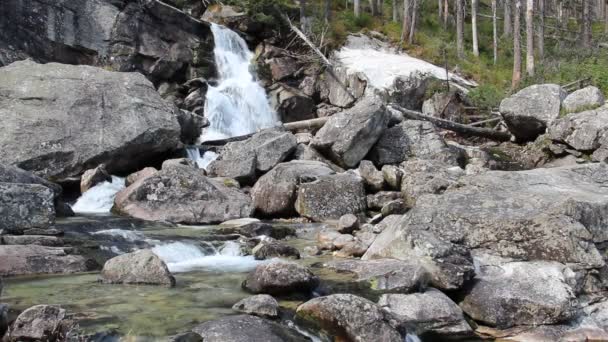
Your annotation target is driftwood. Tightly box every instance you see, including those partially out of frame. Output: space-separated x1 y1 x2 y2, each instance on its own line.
283 118 329 131
389 104 512 141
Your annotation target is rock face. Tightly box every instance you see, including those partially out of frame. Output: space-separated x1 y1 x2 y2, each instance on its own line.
0 183 55 233
251 160 335 217
400 159 464 207
295 172 367 222
379 289 472 338
114 164 253 224
366 164 608 272
9 305 67 342
0 245 91 277
243 261 318 296
268 83 316 123
232 295 279 318
296 294 402 342
548 106 608 162
192 315 309 342
0 0 215 82
100 250 175 287
311 96 390 168
0 60 181 181
208 129 297 184
0 165 61 196
562 86 605 113
320 68 367 108
499 84 567 141
460 261 576 328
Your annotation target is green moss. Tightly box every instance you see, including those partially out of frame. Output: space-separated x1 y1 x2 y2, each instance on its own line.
560 103 603 117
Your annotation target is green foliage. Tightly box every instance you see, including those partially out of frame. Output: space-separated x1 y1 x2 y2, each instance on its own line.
467 84 504 109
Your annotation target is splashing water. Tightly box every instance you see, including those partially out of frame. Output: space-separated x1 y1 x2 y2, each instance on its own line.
71 176 125 214
200 24 278 142
186 148 218 169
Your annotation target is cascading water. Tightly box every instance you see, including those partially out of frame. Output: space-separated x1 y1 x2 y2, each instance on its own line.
188 24 279 168
71 176 125 214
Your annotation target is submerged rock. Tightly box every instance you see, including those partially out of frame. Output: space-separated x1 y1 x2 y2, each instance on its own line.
100 250 175 287
252 242 300 260
0 183 55 233
296 294 401 342
243 261 318 296
9 305 68 342
232 295 279 318
192 314 309 342
0 245 94 277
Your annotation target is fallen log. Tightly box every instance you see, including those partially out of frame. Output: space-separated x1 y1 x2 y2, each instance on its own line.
388 104 512 141
283 118 328 131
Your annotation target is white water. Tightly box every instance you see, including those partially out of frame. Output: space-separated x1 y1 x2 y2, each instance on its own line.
200 24 278 142
71 176 125 214
186 148 218 169
152 241 261 273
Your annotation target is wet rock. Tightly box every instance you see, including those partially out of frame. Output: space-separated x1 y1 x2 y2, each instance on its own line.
80 164 111 193
332 234 355 249
243 261 319 296
295 172 367 222
125 167 158 187
499 84 567 141
1 235 63 247
9 305 68 342
192 314 309 342
296 294 401 342
382 165 403 190
251 160 335 217
476 324 608 342
338 214 359 234
358 160 385 192
100 249 175 287
253 242 300 260
0 183 55 233
114 164 253 224
177 110 208 145
268 84 315 123
548 106 608 162
366 191 402 211
232 295 279 318
333 239 371 258
217 221 295 240
267 57 298 82
379 289 473 338
460 261 576 328
0 60 181 181
400 159 464 208
161 158 196 171
168 332 203 342
316 230 343 250
208 129 297 184
311 96 390 168
562 86 605 113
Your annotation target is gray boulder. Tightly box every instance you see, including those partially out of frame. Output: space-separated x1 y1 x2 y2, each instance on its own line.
358 160 385 192
338 214 360 234
1 235 63 247
9 305 68 342
100 250 175 287
400 159 464 208
562 86 605 113
0 245 90 277
379 289 472 338
243 261 318 296
295 172 367 222
319 67 367 108
0 60 181 181
267 57 298 82
296 294 401 342
177 110 208 145
548 106 608 162
293 144 345 172
232 295 279 318
499 84 567 141
208 129 297 184
382 165 403 190
311 96 390 168
0 304 7 340
252 242 300 260
114 164 253 224
251 160 335 217
388 72 433 110
0 183 55 233
192 315 309 342
0 165 61 196
80 164 111 193
125 167 158 187
460 261 576 328
268 83 315 123
367 191 402 210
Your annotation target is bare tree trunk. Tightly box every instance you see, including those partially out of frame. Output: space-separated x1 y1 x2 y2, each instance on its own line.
526 0 535 77
605 0 608 34
393 0 399 21
443 0 449 28
472 0 479 57
438 0 443 21
457 0 465 58
408 0 419 44
325 0 332 23
538 0 545 61
354 0 361 17
582 0 592 48
513 0 522 88
493 0 498 65
401 0 411 43
377 0 383 15
504 0 512 37
369 0 378 16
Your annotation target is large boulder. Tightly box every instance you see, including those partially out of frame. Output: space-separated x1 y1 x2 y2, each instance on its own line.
311 96 390 168
100 249 175 287
208 129 297 184
0 245 94 276
114 164 253 224
366 164 608 272
379 289 473 339
296 294 402 342
251 160 335 217
0 60 181 181
0 0 215 81
0 165 61 196
80 164 111 193
9 305 68 342
499 84 567 141
562 86 605 113
548 105 608 162
232 295 279 318
400 159 464 208
319 67 367 108
460 261 576 328
192 315 309 342
268 83 316 123
243 261 319 296
295 172 367 222
0 183 55 233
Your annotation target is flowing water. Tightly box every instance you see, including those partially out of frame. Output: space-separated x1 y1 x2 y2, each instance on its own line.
71 176 125 214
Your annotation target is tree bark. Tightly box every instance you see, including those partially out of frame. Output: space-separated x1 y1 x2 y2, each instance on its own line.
408 0 419 44
401 0 411 43
512 0 522 88
538 0 545 61
503 0 512 37
354 0 361 17
393 0 399 21
443 0 449 28
369 0 378 16
525 0 535 77
582 0 592 48
492 0 498 65
457 0 465 58
605 0 608 34
438 0 443 21
324 0 332 23
472 0 479 57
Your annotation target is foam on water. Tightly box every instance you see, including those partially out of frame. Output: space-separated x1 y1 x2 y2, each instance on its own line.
186 148 218 169
71 176 125 214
